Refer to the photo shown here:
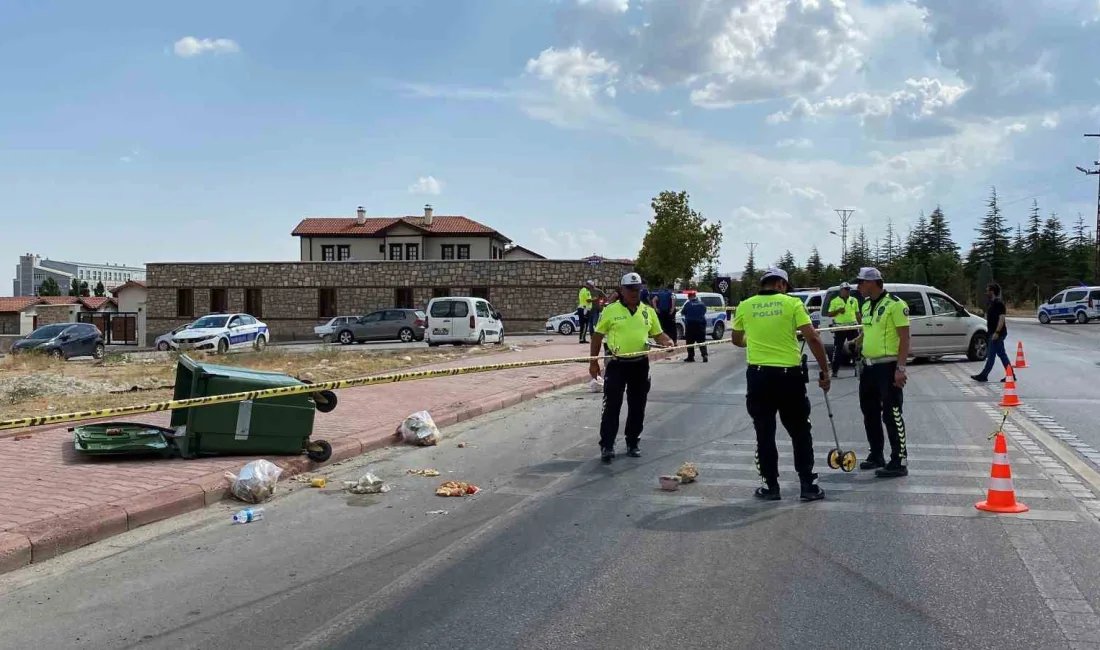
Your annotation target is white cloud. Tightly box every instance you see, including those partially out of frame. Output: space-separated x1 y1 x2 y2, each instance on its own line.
525 46 619 100
408 176 442 195
1041 113 1059 129
533 227 609 258
576 0 629 14
864 180 926 202
1005 122 1027 134
173 37 240 58
775 138 812 149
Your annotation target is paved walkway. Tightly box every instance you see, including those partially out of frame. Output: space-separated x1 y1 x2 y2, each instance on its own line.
0 340 609 572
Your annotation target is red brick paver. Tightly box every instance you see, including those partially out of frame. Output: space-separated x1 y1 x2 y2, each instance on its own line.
0 340 594 574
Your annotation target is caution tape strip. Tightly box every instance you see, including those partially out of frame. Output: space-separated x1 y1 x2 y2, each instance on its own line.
0 314 941 432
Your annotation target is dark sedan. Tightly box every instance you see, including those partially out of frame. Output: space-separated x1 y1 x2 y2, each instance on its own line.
11 323 105 360
333 309 426 345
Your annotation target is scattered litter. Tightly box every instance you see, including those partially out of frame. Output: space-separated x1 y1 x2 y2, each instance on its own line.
397 410 441 446
510 346 524 352
426 509 449 515
436 481 481 497
345 472 390 494
588 377 604 393
225 459 283 504
402 356 413 362
310 477 328 488
290 475 313 483
659 475 681 491
676 462 699 484
456 442 471 448
406 468 441 477
12 435 32 441
231 507 264 524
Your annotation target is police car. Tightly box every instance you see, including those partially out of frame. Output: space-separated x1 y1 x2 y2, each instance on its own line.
1037 286 1100 324
673 291 729 340
789 289 825 328
546 312 582 336
170 312 269 354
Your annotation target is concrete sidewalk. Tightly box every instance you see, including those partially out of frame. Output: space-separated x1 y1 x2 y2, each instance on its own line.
0 339 615 574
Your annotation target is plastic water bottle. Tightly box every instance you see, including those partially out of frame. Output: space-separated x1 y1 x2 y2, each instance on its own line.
231 507 264 524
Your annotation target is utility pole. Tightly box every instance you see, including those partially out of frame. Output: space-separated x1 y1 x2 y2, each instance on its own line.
834 209 854 262
1077 134 1100 284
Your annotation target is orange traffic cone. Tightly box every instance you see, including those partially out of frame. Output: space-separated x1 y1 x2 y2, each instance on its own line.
1014 341 1028 369
975 431 1028 513
999 369 1021 407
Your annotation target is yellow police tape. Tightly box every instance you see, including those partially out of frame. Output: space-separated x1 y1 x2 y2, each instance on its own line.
0 317 925 433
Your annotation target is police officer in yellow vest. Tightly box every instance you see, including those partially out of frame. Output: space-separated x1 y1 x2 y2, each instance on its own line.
847 267 910 478
590 272 674 464
577 281 595 344
827 282 862 376
732 268 831 501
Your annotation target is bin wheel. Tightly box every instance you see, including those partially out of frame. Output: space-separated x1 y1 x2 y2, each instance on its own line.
827 448 841 470
314 390 338 413
307 440 332 463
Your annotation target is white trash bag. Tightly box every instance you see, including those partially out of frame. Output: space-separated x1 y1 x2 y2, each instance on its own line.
345 472 390 494
589 377 604 393
398 410 441 446
225 459 284 504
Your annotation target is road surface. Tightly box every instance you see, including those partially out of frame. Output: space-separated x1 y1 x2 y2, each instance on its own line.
3 335 1100 649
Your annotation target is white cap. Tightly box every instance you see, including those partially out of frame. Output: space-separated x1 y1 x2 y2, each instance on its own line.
620 272 643 287
760 267 789 283
856 267 883 281
585 279 595 286
839 282 851 290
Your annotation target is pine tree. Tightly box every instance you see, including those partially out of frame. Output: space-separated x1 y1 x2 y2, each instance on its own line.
971 186 1012 281
846 227 873 270
1036 213 1069 297
741 251 758 299
94 281 106 297
926 206 956 255
882 219 898 268
907 212 931 263
1009 223 1030 305
805 247 824 287
38 277 62 296
776 250 797 275
1069 213 1093 284
69 278 81 297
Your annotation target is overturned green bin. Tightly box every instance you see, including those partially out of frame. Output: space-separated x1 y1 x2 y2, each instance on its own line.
168 354 336 461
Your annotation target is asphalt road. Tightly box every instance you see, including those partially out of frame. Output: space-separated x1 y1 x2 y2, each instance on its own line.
4 340 1100 649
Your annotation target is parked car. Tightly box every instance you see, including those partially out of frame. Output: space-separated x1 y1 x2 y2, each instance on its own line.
333 309 426 345
673 291 729 340
819 283 987 361
426 297 504 346
1037 286 1100 324
155 323 192 351
314 316 359 341
11 323 105 360
546 312 581 336
170 313 269 354
789 290 826 328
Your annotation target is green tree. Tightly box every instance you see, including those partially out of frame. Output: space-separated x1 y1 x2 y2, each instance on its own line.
968 186 1012 282
634 191 723 288
880 219 899 271
94 281 106 297
911 263 928 285
1068 213 1093 284
69 278 81 296
976 261 993 310
38 277 62 296
805 247 824 287
776 250 798 275
740 250 758 299
926 206 956 255
845 227 873 271
79 281 90 297
1035 213 1069 297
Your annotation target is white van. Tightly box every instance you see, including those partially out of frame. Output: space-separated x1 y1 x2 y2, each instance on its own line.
425 297 505 346
819 283 988 361
673 291 729 340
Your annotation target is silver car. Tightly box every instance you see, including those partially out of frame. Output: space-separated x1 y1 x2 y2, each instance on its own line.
334 309 427 344
155 323 191 351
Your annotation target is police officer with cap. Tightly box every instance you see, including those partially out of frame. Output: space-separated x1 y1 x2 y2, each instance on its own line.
589 272 674 464
827 282 861 376
731 267 831 501
847 267 910 478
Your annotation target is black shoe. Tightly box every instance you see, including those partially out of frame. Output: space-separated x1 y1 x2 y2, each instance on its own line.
684 358 695 363
580 339 588 344
859 454 886 470
1000 377 1007 383
626 446 642 458
703 357 709 363
800 480 825 502
600 447 614 464
875 459 909 478
970 374 988 383
753 482 781 501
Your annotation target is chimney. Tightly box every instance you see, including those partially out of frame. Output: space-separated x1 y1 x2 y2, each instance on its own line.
356 206 366 226
423 204 433 226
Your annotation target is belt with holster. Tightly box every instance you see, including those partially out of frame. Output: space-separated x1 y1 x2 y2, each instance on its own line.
863 356 898 366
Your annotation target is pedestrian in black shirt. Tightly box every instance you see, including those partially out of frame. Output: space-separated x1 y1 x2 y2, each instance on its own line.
971 283 1012 383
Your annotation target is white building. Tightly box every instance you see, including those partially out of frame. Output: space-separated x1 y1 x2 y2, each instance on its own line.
13 253 146 297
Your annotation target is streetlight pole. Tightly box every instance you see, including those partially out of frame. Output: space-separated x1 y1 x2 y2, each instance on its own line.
1077 133 1100 284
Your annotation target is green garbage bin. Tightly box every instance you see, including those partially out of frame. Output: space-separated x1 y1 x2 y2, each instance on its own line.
169 354 336 461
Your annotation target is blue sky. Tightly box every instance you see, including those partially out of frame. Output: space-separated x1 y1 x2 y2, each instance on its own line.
3 0 1100 294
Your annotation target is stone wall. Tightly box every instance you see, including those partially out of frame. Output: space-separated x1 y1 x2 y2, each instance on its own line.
35 304 77 327
146 259 634 343
0 314 19 336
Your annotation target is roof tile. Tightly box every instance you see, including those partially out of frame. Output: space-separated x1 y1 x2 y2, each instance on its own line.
0 297 43 313
291 215 505 239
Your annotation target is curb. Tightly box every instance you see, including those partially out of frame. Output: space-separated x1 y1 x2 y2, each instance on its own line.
0 367 588 577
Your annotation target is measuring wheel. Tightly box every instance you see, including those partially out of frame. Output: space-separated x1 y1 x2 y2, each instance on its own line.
840 450 857 472
827 448 841 470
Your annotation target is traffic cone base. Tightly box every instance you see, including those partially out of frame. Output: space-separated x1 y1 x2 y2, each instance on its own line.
975 432 1028 514
999 372 1021 407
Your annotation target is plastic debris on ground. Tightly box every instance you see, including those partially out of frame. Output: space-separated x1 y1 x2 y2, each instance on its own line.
436 481 481 497
225 459 283 504
659 475 681 491
310 477 327 488
406 468 441 477
456 442 469 448
231 507 264 524
676 462 699 484
396 410 441 446
345 472 390 494
426 510 449 515
589 377 604 393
